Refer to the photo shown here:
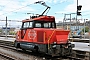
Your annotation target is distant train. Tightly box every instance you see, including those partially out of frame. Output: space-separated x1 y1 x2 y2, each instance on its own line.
14 1 74 57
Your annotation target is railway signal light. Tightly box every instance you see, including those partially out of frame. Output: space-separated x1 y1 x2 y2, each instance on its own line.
77 5 82 16
77 12 81 15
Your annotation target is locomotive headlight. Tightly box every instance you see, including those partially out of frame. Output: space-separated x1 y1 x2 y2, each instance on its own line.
52 45 56 49
52 42 57 49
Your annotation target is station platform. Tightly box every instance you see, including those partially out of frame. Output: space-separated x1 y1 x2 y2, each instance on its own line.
69 38 90 41
0 37 15 42
71 42 90 52
69 38 90 52
0 35 15 38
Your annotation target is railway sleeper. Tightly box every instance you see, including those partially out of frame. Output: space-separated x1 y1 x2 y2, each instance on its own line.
66 56 83 60
0 52 15 60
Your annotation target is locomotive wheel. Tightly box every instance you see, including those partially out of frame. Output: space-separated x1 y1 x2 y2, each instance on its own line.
14 40 20 48
32 46 39 53
34 46 38 52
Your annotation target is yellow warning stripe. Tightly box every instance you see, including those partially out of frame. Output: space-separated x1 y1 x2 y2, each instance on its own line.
48 30 55 49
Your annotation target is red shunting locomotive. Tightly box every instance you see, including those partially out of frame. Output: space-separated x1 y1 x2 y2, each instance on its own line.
14 1 74 57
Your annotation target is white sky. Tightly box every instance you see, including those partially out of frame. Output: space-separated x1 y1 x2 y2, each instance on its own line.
0 0 90 27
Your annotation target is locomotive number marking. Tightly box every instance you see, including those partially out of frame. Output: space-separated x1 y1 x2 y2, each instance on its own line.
28 30 36 40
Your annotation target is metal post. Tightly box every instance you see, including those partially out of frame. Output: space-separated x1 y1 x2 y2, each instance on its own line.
70 14 71 30
70 14 72 38
63 13 76 30
6 16 7 39
76 0 78 30
84 19 85 39
63 14 66 29
89 24 90 60
89 42 90 60
65 14 71 30
62 18 64 29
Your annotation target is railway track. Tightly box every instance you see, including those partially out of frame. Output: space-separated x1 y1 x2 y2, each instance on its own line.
0 39 89 60
0 40 53 60
0 52 15 60
0 35 16 38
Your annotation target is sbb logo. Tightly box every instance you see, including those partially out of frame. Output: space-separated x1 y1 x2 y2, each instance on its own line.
28 30 36 40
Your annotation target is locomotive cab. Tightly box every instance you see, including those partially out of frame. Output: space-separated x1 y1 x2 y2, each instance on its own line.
20 15 56 40
21 16 56 29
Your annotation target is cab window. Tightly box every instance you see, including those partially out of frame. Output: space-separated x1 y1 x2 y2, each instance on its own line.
29 22 33 28
44 22 51 28
52 22 55 28
34 21 56 28
22 21 33 28
23 22 27 28
35 23 41 28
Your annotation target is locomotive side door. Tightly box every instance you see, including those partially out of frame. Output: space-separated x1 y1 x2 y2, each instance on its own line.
21 21 33 39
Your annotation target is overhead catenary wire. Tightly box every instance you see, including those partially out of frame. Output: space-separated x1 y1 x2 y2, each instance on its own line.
0 20 21 22
0 3 34 16
0 1 66 16
0 1 17 12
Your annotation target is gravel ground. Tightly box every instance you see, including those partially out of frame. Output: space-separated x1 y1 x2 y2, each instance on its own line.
1 47 89 60
0 56 9 60
0 47 44 60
